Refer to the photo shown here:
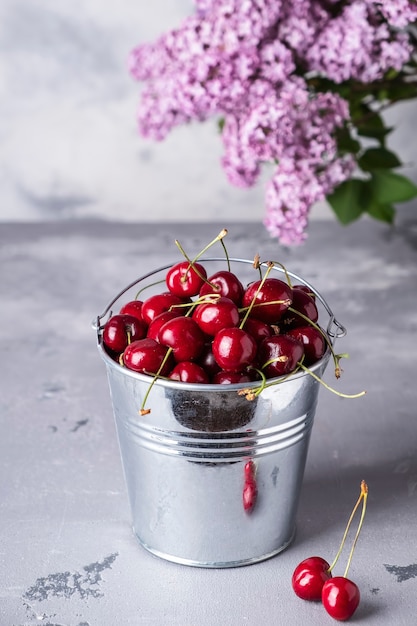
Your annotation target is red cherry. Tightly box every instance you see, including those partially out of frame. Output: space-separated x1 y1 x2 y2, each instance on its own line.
158 316 205 362
242 278 292 324
197 342 222 378
286 326 326 366
258 335 304 378
212 370 252 384
322 577 360 621
292 284 316 301
141 292 186 325
166 261 207 297
292 557 332 601
241 316 274 345
103 314 147 354
123 338 174 375
281 288 318 329
199 270 244 305
146 310 184 341
168 361 210 383
192 296 240 336
119 299 144 321
212 327 257 372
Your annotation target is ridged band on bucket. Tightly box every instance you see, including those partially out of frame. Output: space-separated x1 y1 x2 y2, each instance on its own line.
121 411 315 460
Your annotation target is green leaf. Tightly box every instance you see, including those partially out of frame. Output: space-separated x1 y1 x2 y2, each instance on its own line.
385 68 399 80
335 127 361 155
370 170 417 204
355 112 393 142
357 125 393 141
327 179 369 225
358 147 402 171
366 202 395 224
387 82 417 101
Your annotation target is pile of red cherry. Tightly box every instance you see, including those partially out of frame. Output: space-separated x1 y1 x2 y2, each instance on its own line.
292 480 369 621
293 556 360 621
102 258 327 393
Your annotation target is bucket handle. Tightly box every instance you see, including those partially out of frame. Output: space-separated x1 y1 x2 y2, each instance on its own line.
91 264 175 336
326 316 347 342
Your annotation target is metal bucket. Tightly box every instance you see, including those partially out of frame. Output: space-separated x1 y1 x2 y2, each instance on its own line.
94 258 345 568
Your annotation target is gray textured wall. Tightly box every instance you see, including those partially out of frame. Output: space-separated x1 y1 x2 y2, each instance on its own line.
1 0 415 224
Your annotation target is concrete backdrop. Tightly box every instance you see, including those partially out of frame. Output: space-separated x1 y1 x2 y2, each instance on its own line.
0 0 416 226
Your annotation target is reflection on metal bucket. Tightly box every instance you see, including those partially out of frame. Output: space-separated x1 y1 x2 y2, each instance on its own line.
165 387 257 431
95 258 345 567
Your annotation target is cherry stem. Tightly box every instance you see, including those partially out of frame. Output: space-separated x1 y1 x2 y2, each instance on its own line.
175 229 228 285
253 254 263 280
286 306 347 379
262 355 288 368
240 298 292 318
219 236 231 272
239 262 275 329
238 362 305 400
328 480 368 573
296 362 366 399
343 481 369 579
134 279 166 300
238 368 268 400
239 356 365 404
139 347 174 415
269 259 293 288
175 229 227 265
171 294 220 318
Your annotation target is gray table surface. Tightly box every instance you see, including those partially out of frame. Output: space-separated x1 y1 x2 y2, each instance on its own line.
1 218 417 626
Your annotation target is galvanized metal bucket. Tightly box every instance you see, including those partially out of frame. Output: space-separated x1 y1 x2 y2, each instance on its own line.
94 258 346 568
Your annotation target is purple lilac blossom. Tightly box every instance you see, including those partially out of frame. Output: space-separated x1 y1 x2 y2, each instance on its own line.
372 0 417 28
306 2 412 83
129 0 415 244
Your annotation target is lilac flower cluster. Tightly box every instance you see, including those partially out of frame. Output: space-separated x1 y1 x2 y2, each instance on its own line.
129 0 416 244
